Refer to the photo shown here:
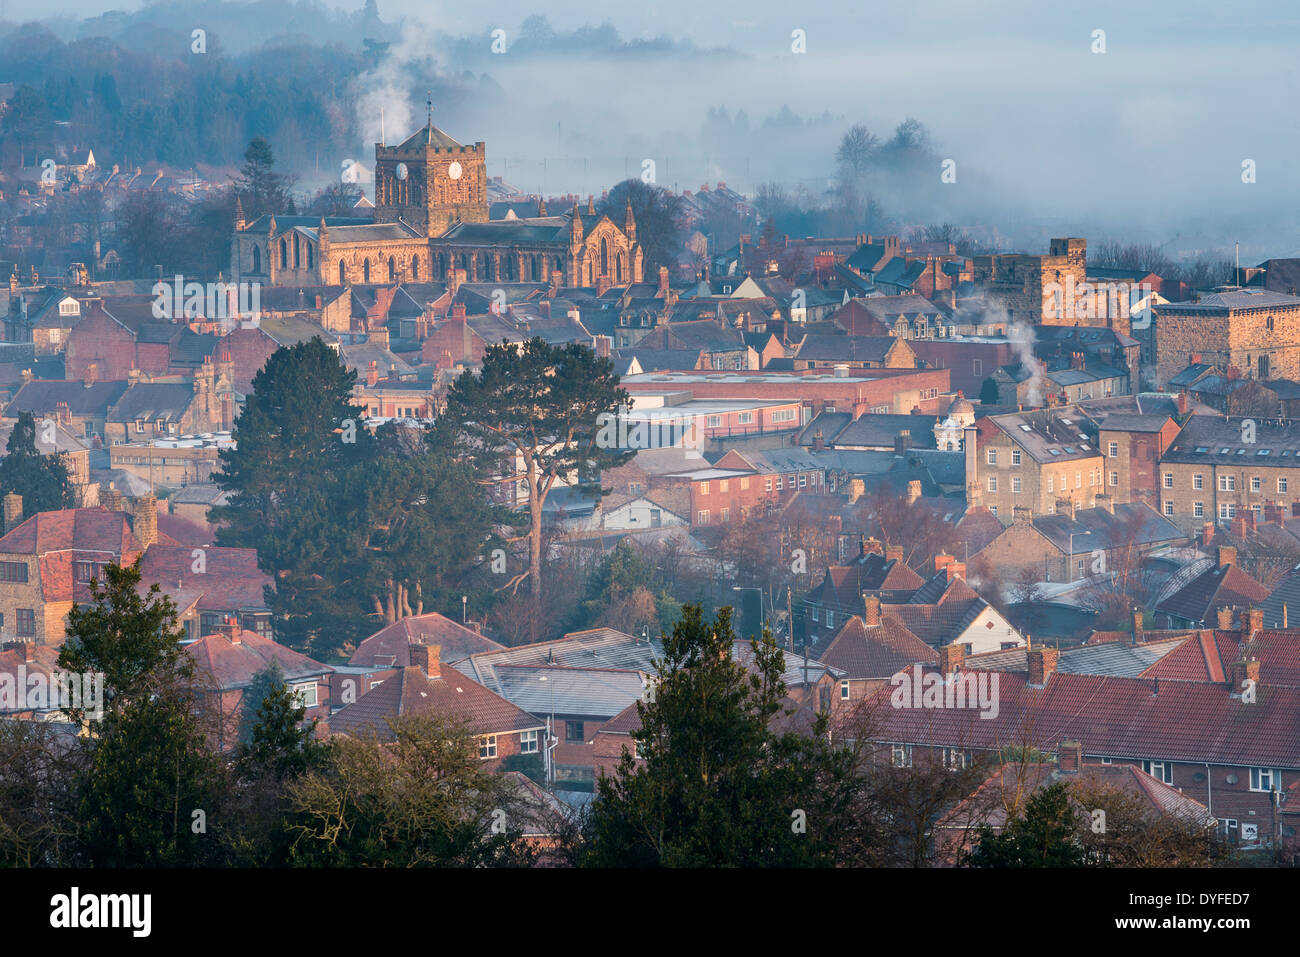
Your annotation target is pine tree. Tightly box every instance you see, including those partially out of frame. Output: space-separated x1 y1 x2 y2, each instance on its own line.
0 412 76 518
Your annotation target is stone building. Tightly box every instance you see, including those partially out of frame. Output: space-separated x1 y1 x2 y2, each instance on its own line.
973 238 1131 334
1153 289 1300 389
232 121 643 294
1157 414 1300 533
964 408 1108 521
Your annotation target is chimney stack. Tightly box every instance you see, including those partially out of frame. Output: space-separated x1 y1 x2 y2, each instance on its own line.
1131 608 1143 646
1216 605 1235 630
1244 607 1263 640
937 642 965 676
133 493 157 549
1058 739 1083 773
934 553 955 574
409 642 441 678
945 561 966 582
1217 545 1236 568
221 615 241 643
2 493 22 533
862 594 880 627
1027 647 1058 687
1201 522 1215 548
884 544 904 564
1229 659 1260 699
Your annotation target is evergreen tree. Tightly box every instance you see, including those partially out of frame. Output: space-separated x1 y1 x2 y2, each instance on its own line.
581 605 866 866
235 136 293 219
435 338 632 601
0 412 76 519
58 561 220 866
966 781 1090 867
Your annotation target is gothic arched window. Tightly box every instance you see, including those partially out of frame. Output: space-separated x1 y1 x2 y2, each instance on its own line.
252 245 262 273
280 238 288 267
363 258 371 283
601 238 609 275
411 256 420 280
388 256 396 282
338 260 347 285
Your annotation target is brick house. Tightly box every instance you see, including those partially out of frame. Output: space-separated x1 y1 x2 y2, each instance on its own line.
1153 548 1269 628
3 378 129 440
184 618 334 749
1082 407 1182 507
865 646 1300 847
792 334 916 371
330 643 545 771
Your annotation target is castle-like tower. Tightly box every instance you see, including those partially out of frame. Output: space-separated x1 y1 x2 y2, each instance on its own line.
373 105 489 237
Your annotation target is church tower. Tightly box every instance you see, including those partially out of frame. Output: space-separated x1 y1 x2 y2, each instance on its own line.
373 98 489 238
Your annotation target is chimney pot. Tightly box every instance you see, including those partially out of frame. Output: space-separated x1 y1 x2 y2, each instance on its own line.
1059 739 1083 773
862 594 880 627
1027 647 1058 687
937 642 965 675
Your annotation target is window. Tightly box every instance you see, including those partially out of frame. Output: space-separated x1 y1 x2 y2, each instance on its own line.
1141 760 1173 784
1108 441 1119 457
812 607 820 622
765 478 773 492
1047 476 1055 493
1220 503 1236 519
740 477 749 490
1251 476 1261 492
891 744 912 768
290 682 318 708
700 482 709 495
738 412 754 425
1164 501 1175 516
519 730 538 754
706 415 722 428
1163 473 1173 489
987 449 998 465
943 748 970 770
719 480 729 492
720 507 729 522
565 721 584 742
972 359 982 375
798 474 807 488
697 510 709 524
1110 471 1118 487
826 610 835 629
0 562 29 583
1075 472 1082 489
988 476 998 493
776 476 783 490
73 562 102 584
771 408 796 423
479 735 497 759
1218 819 1240 843
989 506 998 516
1250 768 1281 792
1012 476 1022 494
840 680 850 700
16 609 35 637
1194 502 1204 518
1280 477 1289 493
1012 449 1021 466
1219 475 1236 491
1193 474 1203 490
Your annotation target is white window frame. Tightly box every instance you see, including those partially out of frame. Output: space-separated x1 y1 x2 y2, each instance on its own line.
519 729 538 754
1249 767 1280 792
479 734 498 759
290 681 318 708
1142 760 1173 784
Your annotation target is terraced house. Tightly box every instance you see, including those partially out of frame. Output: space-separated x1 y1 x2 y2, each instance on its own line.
1157 415 1300 534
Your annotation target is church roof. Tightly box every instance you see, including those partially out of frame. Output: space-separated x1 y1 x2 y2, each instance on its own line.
437 217 572 246
394 124 463 151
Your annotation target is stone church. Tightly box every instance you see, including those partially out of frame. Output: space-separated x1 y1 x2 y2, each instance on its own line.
230 120 644 292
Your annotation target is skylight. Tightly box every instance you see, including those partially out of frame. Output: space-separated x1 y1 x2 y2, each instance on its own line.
1064 447 1075 453
1194 447 1209 453
1258 449 1271 456
1049 449 1061 456
1019 424 1032 432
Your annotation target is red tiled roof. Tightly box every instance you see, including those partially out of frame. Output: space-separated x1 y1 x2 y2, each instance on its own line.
0 508 143 603
329 664 543 740
817 615 935 679
596 700 644 736
1144 628 1300 688
348 612 505 669
184 629 332 690
138 545 270 612
866 664 1300 769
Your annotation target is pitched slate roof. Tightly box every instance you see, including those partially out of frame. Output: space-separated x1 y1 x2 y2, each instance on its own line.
805 553 925 610
329 664 543 740
830 413 938 449
1154 559 1269 625
348 613 505 670
107 383 194 423
5 380 129 417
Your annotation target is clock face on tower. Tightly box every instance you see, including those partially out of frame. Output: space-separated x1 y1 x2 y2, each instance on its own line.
448 161 463 180
395 162 408 180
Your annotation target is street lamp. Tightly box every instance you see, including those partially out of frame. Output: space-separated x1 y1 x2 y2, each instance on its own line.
539 673 557 790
